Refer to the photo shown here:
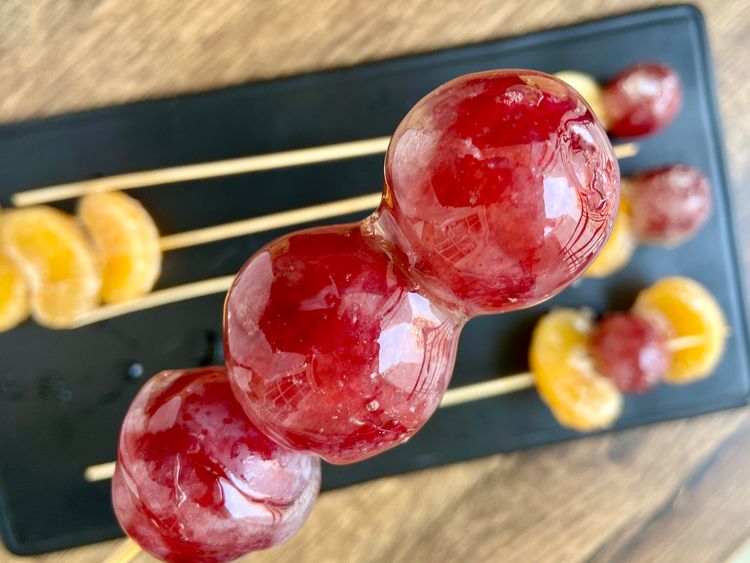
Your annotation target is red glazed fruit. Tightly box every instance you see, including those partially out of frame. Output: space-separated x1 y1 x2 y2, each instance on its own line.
112 366 321 563
629 164 711 246
378 69 619 315
224 224 461 464
603 62 682 137
591 313 670 393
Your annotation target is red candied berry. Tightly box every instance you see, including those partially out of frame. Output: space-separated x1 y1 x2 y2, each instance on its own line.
603 62 682 137
591 313 670 393
378 69 619 316
112 366 320 563
629 164 711 246
224 224 461 464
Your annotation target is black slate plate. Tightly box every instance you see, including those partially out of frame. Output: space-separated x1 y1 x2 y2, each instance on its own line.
1 4 748 556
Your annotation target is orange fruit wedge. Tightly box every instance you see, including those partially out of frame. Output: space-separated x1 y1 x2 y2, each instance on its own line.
632 276 727 384
0 247 30 331
585 187 636 278
529 308 622 431
78 191 161 303
0 206 101 328
554 70 611 129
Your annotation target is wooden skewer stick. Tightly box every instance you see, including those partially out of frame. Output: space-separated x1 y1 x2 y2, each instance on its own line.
667 333 712 351
85 328 715 484
159 192 382 251
10 140 639 207
73 275 235 328
613 142 639 159
104 537 141 563
11 137 392 207
438 372 534 407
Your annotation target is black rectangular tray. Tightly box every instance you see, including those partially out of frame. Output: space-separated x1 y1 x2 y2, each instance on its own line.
1 4 748 556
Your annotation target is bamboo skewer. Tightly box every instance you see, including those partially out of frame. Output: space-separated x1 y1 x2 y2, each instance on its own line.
438 372 535 408
158 192 382 251
73 276 235 327
613 142 639 159
10 140 639 207
104 537 141 563
84 330 714 486
667 334 713 351
11 137 392 207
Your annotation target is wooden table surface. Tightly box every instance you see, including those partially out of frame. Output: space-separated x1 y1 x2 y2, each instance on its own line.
2 1 749 561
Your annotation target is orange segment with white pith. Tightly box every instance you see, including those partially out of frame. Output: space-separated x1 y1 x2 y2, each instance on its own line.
0 247 30 331
79 191 161 304
529 308 622 431
0 206 101 328
632 276 727 384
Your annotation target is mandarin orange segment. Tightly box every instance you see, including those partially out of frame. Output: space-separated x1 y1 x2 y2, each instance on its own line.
529 308 622 432
78 191 161 303
632 276 727 384
0 206 100 328
0 248 30 331
554 70 611 129
585 188 636 278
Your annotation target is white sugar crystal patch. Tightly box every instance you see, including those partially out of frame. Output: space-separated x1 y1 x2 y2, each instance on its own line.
148 395 182 433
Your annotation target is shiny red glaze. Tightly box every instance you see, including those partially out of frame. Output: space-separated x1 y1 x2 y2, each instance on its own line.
603 62 682 138
112 367 321 563
629 164 711 246
591 313 670 393
224 224 462 464
379 69 619 315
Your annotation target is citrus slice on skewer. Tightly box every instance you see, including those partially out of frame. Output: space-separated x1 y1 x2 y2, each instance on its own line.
632 276 727 384
529 308 622 431
79 191 161 303
0 247 30 331
585 187 636 278
0 206 101 328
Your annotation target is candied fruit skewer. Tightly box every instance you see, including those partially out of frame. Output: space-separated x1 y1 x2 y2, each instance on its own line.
555 62 683 137
113 69 622 560
585 165 712 278
112 366 321 563
591 312 671 393
224 69 620 465
603 63 682 138
628 164 711 246
532 276 728 431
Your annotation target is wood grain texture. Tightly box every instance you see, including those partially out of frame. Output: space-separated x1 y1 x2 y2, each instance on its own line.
1 1 749 562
